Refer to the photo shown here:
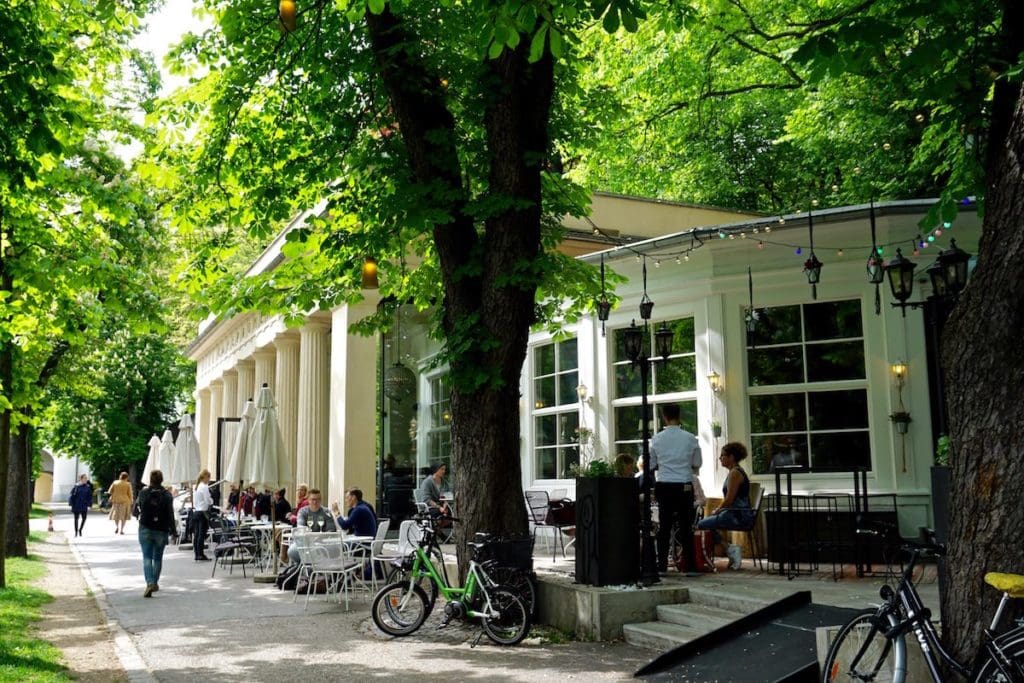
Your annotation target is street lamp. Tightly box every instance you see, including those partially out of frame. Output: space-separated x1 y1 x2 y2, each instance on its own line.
622 258 674 585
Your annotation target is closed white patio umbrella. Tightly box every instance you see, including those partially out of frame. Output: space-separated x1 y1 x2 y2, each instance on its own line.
222 399 256 489
244 384 292 578
174 414 201 485
141 434 161 484
157 430 176 484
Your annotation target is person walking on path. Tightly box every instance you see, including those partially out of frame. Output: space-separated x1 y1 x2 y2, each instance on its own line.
69 474 94 537
136 469 175 597
650 403 702 576
107 472 133 535
191 469 213 561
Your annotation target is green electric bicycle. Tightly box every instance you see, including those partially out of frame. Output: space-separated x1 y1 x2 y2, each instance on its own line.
371 515 531 646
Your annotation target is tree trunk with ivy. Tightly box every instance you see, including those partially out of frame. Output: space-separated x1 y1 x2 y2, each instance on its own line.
941 0 1024 661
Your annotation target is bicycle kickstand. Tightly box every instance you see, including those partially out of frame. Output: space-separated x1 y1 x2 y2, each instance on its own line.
471 628 485 648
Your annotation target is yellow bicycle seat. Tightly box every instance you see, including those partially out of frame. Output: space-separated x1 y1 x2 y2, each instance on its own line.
985 572 1024 597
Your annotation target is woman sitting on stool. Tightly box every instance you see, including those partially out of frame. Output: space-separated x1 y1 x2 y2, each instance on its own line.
697 441 755 569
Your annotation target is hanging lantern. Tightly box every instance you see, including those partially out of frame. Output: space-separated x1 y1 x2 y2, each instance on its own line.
804 207 822 299
384 362 416 401
925 257 947 298
361 256 379 289
744 266 758 335
638 257 654 319
596 254 612 337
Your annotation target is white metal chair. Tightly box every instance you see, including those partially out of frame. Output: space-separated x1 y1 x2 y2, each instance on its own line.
292 532 363 610
374 519 422 576
366 519 391 590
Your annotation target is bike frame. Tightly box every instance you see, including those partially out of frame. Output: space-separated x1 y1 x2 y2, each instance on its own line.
868 547 1024 682
399 523 501 620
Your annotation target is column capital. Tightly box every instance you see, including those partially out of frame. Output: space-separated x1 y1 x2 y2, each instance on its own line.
197 386 211 397
301 318 332 334
222 367 238 378
209 378 224 387
235 358 255 369
274 332 301 349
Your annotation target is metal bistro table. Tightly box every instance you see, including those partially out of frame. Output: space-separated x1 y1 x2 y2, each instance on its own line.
770 465 874 578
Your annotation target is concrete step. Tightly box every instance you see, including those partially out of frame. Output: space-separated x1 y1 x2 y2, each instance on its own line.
684 585 787 615
623 620 705 651
655 602 738 631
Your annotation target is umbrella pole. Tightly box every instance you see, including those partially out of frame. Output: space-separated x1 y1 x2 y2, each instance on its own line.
254 488 279 583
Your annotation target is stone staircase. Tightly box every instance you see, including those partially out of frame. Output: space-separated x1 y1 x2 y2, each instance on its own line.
623 587 783 651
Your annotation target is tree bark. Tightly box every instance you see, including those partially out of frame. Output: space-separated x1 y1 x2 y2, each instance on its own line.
364 11 551 568
941 0 1024 661
5 421 30 557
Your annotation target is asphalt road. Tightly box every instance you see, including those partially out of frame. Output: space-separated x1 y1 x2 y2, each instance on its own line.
49 508 648 682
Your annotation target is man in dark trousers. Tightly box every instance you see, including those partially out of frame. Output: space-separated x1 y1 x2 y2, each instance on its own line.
650 403 703 576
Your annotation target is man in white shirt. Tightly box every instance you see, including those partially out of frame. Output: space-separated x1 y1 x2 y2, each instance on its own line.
192 469 214 561
650 404 702 576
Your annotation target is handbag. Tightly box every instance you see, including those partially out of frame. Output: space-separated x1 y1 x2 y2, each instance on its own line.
545 499 576 526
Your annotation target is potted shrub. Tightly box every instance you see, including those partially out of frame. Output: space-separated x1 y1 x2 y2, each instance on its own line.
711 420 723 438
572 456 639 586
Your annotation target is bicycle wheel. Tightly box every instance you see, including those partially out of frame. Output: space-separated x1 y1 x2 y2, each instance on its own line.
822 609 902 683
972 629 1024 682
482 587 530 646
371 581 430 637
486 565 536 617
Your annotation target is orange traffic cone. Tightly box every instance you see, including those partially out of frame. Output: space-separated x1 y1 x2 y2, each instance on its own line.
48 512 54 532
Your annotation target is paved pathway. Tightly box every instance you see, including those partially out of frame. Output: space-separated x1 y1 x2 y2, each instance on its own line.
37 508 648 682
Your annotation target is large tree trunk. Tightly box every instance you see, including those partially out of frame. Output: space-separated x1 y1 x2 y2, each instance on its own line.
365 11 551 569
5 420 31 557
941 0 1024 661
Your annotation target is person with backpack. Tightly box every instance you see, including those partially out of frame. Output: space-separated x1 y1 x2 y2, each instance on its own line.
68 474 94 537
136 469 176 598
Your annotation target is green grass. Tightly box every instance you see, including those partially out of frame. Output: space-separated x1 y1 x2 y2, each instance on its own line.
0 550 70 682
29 505 50 520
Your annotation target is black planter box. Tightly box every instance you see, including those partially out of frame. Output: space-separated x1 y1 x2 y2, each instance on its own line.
575 477 640 586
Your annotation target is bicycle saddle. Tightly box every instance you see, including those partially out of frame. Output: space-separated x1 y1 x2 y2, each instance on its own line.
985 572 1024 597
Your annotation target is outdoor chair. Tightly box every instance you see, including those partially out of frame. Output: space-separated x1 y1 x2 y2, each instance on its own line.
210 517 258 578
709 482 765 570
524 490 573 562
374 519 423 576
366 519 391 590
292 532 363 611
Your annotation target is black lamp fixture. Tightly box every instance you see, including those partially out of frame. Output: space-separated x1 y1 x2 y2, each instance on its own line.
596 254 612 337
803 205 823 299
885 239 972 316
866 199 886 314
622 273 673 587
744 266 759 335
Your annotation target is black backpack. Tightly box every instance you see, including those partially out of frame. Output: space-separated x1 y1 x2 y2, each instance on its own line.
138 488 167 529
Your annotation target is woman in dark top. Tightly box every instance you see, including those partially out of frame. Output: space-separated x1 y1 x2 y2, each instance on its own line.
136 469 176 597
697 442 756 529
68 474 94 537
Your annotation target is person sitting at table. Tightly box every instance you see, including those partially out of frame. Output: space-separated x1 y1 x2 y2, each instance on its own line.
286 484 309 526
227 484 240 510
330 488 377 537
416 463 450 517
272 488 291 522
253 489 272 520
240 486 256 516
287 489 336 564
697 441 755 569
614 453 637 478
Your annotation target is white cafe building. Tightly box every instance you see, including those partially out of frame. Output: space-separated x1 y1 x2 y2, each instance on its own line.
188 193 978 538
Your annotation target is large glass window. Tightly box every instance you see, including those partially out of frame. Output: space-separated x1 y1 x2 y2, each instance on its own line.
424 374 452 475
746 300 870 474
532 338 579 479
612 318 697 458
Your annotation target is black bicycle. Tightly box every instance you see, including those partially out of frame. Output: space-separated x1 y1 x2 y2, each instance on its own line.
823 528 1024 682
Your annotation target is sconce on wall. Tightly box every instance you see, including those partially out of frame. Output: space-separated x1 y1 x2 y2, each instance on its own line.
889 360 911 436
576 384 594 406
707 371 723 395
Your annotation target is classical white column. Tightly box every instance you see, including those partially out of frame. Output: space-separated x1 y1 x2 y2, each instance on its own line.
296 320 330 491
329 302 379 505
236 359 255 414
253 348 277 395
196 387 212 476
274 334 300 493
207 380 224 475
221 369 238 419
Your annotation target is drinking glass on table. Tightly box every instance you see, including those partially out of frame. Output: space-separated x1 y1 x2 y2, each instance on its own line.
307 518 315 532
